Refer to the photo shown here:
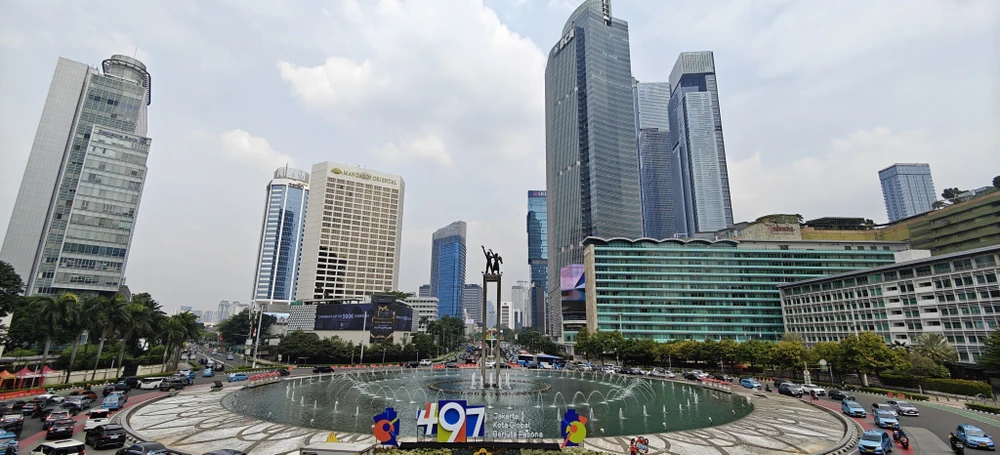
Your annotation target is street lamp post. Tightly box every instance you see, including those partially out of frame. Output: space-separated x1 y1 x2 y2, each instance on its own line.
359 310 368 364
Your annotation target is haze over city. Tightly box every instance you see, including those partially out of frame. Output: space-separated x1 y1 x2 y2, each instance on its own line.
1 0 997 313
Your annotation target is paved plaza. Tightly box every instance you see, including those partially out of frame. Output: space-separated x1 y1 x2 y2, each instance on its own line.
119 379 848 454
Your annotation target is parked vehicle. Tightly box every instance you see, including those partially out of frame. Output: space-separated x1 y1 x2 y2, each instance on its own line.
30 439 86 454
46 418 75 440
85 423 128 449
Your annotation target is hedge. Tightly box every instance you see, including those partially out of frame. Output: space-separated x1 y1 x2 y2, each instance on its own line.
880 374 992 397
967 403 1000 414
842 385 930 401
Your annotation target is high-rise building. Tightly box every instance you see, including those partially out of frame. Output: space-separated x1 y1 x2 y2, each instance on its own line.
217 300 231 322
463 283 483 325
418 284 431 298
511 280 530 328
1 55 152 297
499 301 511 328
230 301 250 317
203 310 215 325
545 0 642 339
429 221 467 319
404 296 439 332
668 51 734 237
879 163 937 222
250 166 310 313
634 81 674 239
295 162 405 301
179 306 192 313
526 190 548 332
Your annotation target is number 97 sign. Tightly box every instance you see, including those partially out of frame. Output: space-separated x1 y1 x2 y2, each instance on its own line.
416 400 485 442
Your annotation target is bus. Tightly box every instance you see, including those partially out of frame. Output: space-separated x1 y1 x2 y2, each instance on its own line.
516 353 563 369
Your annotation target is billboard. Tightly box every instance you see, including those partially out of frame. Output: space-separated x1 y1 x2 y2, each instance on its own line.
561 264 586 328
313 302 414 343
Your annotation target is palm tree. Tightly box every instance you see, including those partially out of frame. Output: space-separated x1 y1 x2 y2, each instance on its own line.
90 294 132 380
167 312 200 369
160 317 187 370
115 299 154 378
912 332 958 364
32 293 78 386
64 296 99 382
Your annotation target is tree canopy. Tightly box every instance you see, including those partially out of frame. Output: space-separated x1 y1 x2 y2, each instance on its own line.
216 309 276 345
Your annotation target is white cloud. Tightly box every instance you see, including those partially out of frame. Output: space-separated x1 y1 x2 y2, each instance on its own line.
277 58 384 110
730 127 941 224
219 129 295 171
375 134 455 170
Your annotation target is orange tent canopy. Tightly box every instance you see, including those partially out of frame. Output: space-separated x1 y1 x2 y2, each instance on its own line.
0 371 15 379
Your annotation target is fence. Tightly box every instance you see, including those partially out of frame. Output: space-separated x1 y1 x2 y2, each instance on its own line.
35 364 171 386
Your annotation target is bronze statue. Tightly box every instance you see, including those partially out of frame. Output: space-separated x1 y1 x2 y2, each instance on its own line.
482 246 503 275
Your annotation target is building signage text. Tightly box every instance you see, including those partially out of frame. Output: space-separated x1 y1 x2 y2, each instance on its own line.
331 167 397 186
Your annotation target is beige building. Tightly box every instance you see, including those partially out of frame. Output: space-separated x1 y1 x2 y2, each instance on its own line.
296 162 405 301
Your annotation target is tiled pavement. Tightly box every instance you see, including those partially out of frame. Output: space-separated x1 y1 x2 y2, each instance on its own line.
121 382 848 454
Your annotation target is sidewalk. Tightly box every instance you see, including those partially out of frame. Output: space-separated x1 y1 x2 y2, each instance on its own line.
908 427 954 455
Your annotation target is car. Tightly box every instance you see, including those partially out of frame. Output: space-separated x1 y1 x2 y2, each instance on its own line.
419 359 432 366
486 361 497 368
773 378 791 388
104 382 131 396
158 378 186 391
102 392 127 411
68 389 99 401
872 410 899 430
117 376 141 389
857 429 893 454
740 378 762 389
778 382 804 397
829 389 854 401
36 393 65 404
63 396 92 412
405 361 420 368
712 373 734 382
85 423 128 449
841 400 867 417
85 409 112 431
955 424 996 450
46 418 75 440
886 399 919 416
801 384 827 396
30 439 87 454
116 441 168 455
21 399 44 416
683 372 702 381
0 401 26 413
226 354 234 360
312 366 333 374
32 402 59 420
498 363 512 369
0 429 17 453
227 373 248 382
139 377 165 390
203 368 215 377
203 450 248 455
871 403 898 417
177 370 197 381
1 414 23 437
445 362 459 369
274 368 291 376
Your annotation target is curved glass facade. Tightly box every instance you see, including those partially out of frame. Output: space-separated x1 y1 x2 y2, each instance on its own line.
527 191 548 331
252 168 309 305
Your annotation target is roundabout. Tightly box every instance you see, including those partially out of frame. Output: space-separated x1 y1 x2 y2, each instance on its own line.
117 369 853 454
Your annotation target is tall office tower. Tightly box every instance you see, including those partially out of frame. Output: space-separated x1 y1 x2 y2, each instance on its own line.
429 221 467 319
545 0 642 339
203 310 215 325
250 167 309 312
668 51 734 237
511 280 530 328
499 301 512 328
526 190 548 332
879 163 937 222
486 300 497 328
296 162 405 301
463 284 483 325
217 300 231 322
418 284 431 297
1 55 152 297
230 301 249 316
634 81 674 238
179 306 192 313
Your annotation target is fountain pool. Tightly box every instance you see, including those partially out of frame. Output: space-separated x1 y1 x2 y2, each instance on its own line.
224 369 752 438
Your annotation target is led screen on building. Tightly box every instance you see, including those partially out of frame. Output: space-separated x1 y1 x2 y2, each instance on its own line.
313 302 414 342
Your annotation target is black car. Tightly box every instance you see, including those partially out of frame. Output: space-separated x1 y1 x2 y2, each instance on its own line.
21 399 44 416
773 378 791 388
683 372 702 381
778 383 804 397
86 423 128 449
312 366 333 374
0 401 24 414
33 403 59 420
828 389 854 401
273 369 291 376
60 399 90 415
203 450 248 455
712 373 734 382
104 382 131 397
45 418 75 440
0 414 23 437
117 377 141 389
117 441 169 455
158 378 186 391
406 361 420 368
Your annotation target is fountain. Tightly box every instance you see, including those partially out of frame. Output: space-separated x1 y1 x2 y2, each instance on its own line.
224 368 751 438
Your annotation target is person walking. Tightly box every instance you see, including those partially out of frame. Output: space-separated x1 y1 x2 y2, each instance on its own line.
629 438 638 455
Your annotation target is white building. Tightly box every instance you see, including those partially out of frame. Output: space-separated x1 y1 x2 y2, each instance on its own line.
499 301 512 328
295 162 405 301
1 55 152 297
405 296 439 332
511 280 530 328
251 167 310 314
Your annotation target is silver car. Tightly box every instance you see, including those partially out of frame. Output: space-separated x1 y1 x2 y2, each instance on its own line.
871 402 898 417
887 399 919 416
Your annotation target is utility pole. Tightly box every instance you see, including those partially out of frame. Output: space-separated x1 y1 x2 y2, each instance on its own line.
359 310 368 364
252 303 265 368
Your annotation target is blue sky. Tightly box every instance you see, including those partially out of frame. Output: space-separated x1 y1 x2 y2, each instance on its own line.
0 0 997 313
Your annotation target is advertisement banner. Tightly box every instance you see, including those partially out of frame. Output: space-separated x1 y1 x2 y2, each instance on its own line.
313 302 413 343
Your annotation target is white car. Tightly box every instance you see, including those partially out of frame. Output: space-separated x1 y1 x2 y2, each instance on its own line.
664 370 676 378
84 409 111 431
419 359 432 366
139 377 165 390
485 361 497 368
35 393 65 404
801 384 827 396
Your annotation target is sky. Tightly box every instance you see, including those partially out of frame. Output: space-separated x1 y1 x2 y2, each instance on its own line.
0 0 997 314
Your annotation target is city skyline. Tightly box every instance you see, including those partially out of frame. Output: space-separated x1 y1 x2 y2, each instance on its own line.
0 0 995 312
429 221 467 319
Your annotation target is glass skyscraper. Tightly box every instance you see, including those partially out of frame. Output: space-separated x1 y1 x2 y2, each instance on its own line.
634 81 674 239
251 166 309 312
545 0 642 338
879 163 936 222
430 221 467 319
1 55 152 297
668 51 734 237
463 283 483 325
527 190 548 332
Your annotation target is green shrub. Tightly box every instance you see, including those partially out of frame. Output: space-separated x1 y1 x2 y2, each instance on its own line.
967 403 1000 414
841 385 929 401
880 374 992 397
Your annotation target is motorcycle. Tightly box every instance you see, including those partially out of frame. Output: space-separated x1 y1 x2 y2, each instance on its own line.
893 430 910 450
